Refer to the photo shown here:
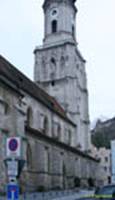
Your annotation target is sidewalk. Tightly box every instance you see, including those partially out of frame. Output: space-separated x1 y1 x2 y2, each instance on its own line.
53 190 94 200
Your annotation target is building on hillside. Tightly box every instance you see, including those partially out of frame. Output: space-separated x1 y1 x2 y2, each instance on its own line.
111 140 115 183
91 145 111 185
0 0 100 191
91 117 115 135
91 117 115 149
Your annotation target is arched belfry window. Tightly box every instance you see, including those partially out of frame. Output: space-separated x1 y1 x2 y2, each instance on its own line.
72 25 75 38
52 20 57 33
42 58 47 79
60 56 65 74
51 58 56 67
60 56 65 66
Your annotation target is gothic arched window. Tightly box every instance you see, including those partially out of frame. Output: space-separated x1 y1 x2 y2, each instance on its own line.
43 116 49 135
26 107 33 127
51 20 57 33
62 162 66 189
26 143 32 169
44 147 50 173
52 122 61 140
57 124 61 141
68 130 72 145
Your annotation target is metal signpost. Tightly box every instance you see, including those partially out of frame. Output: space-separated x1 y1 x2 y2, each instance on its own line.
4 137 25 200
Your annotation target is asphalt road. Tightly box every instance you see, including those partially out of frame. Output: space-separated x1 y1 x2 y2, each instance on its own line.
0 189 94 200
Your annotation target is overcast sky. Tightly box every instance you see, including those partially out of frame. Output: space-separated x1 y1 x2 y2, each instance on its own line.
0 0 115 122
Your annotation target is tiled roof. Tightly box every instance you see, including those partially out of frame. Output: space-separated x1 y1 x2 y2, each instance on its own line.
0 55 76 126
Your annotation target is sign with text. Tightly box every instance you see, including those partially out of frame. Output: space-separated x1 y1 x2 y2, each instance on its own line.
7 160 18 176
6 137 21 157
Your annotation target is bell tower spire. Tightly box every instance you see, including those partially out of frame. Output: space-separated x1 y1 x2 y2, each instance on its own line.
42 0 77 45
34 0 91 151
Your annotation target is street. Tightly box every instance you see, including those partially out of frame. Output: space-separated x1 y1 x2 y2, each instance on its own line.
0 189 94 200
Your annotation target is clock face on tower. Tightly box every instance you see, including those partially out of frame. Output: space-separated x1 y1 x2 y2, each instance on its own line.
50 8 58 18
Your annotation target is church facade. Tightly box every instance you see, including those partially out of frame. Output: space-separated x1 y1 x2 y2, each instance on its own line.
0 0 100 192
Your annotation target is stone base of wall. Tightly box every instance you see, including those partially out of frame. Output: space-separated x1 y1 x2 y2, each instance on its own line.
20 171 76 192
51 175 63 190
20 171 97 192
0 170 98 194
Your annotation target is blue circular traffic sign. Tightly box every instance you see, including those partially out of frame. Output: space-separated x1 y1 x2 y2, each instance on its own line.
8 138 18 151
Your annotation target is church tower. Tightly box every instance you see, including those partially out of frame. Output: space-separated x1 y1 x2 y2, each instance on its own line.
42 0 77 45
34 0 91 151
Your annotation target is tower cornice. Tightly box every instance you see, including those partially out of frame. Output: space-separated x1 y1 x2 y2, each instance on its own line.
43 0 77 12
